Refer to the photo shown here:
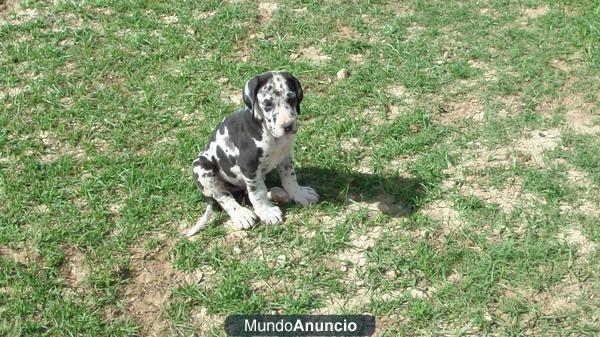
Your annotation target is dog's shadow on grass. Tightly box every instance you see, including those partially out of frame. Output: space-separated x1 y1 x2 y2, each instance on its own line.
272 166 425 218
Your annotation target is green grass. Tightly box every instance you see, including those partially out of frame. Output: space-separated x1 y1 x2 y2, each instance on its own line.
1 0 599 336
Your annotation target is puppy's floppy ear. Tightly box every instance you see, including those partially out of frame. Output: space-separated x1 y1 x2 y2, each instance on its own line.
242 76 260 110
281 72 303 113
243 72 272 119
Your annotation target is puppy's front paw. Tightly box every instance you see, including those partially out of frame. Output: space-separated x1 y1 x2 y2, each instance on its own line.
230 206 256 229
290 186 319 206
255 205 283 225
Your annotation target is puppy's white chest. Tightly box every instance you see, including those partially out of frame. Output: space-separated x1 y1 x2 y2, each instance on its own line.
258 138 292 174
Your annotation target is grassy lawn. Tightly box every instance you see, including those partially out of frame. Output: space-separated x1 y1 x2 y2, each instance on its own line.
1 0 599 336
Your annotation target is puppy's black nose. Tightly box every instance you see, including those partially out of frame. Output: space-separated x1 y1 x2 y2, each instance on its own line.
283 122 295 134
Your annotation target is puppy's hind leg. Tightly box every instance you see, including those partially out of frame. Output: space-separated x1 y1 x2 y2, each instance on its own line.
192 156 256 230
186 198 217 237
214 192 256 229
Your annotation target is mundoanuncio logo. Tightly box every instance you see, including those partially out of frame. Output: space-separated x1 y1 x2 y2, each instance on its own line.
224 315 375 336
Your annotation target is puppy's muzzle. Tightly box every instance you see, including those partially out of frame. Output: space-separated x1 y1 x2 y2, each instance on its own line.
283 121 297 134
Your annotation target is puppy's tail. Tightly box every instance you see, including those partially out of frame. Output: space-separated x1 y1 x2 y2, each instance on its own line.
186 200 216 237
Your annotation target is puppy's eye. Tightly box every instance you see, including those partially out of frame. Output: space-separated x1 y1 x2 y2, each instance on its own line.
263 100 273 111
286 92 296 104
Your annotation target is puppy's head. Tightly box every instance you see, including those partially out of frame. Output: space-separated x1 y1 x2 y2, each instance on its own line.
243 71 303 138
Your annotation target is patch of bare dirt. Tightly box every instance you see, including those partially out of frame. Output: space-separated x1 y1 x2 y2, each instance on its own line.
0 1 39 25
564 6 582 17
376 315 408 336
122 234 204 337
293 6 307 14
496 93 525 117
335 21 362 40
340 137 361 152
446 129 559 171
87 20 102 32
318 287 371 313
422 200 463 235
59 95 74 108
160 14 178 24
537 280 582 315
124 263 181 336
291 46 330 64
192 10 215 20
257 2 278 22
108 201 125 217
220 86 243 105
563 95 600 135
360 14 376 25
441 130 561 212
15 32 32 42
235 44 253 62
155 136 176 147
513 129 561 165
353 156 374 174
62 12 83 29
359 104 408 129
321 229 386 312
349 53 365 65
62 61 77 73
438 98 485 125
334 244 368 275
461 181 524 213
293 212 343 234
523 6 549 19
90 136 110 153
0 0 17 13
558 227 597 257
360 107 385 129
61 248 87 289
59 37 75 47
564 167 593 187
385 156 416 176
577 200 600 218
385 84 415 105
114 28 133 37
190 307 222 335
444 143 505 174
534 97 558 117
404 23 424 42
310 190 415 229
377 282 436 304
350 226 383 251
385 84 406 97
0 151 16 166
39 130 86 162
550 59 570 72
504 274 585 316
309 205 410 312
33 204 49 214
468 59 497 81
447 271 463 283
89 6 114 16
479 7 499 17
0 243 39 264
516 5 550 30
319 212 417 313
0 85 30 99
176 108 206 124
387 2 414 17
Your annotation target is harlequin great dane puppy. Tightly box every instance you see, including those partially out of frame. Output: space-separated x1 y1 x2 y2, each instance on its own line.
186 71 319 237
